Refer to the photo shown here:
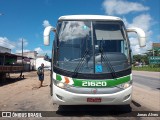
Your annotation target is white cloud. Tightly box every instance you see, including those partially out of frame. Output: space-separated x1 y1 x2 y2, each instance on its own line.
102 0 149 15
34 47 43 53
131 41 152 55
127 14 152 35
124 14 153 37
43 20 50 27
0 37 16 49
123 14 153 54
129 37 139 46
34 47 51 56
17 38 28 48
0 37 30 54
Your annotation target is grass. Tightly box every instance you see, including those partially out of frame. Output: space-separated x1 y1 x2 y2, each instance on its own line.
132 65 160 72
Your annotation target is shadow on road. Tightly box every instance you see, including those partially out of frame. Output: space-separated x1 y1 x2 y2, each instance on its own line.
56 105 132 116
0 77 26 87
32 85 48 90
132 100 141 107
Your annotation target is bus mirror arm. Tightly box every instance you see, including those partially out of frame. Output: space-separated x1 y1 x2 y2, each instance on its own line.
44 26 56 46
126 27 146 47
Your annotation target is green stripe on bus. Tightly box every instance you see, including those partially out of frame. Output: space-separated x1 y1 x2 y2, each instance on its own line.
73 75 130 87
56 74 62 81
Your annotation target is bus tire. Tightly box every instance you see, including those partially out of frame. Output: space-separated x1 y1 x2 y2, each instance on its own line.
122 104 131 111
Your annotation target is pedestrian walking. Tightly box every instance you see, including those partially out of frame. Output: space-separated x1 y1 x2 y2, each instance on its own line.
37 63 44 88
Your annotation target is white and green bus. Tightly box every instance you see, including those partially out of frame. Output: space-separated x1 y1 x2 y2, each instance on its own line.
43 15 146 105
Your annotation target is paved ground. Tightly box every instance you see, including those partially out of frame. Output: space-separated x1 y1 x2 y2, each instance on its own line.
0 70 159 120
132 71 160 89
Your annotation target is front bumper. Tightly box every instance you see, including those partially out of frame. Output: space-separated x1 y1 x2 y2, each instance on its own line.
52 84 132 105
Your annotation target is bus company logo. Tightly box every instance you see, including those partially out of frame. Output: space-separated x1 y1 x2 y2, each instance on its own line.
91 88 97 94
2 112 11 117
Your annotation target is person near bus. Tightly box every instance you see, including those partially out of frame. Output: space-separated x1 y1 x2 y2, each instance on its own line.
37 63 44 88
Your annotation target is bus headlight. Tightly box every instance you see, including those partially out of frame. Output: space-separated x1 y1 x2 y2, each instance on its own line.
57 82 65 89
55 81 72 89
123 83 130 89
117 80 132 89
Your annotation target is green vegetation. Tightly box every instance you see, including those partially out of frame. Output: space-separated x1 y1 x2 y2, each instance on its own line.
132 65 160 72
132 48 160 72
133 48 160 65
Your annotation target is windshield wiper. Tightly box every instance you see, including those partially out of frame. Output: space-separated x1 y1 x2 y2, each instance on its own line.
99 49 125 89
99 41 117 78
73 35 91 77
73 49 89 77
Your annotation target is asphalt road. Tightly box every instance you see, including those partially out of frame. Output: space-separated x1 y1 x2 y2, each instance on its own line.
132 71 160 90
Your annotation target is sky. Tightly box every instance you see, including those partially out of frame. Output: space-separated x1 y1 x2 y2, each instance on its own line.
0 0 160 57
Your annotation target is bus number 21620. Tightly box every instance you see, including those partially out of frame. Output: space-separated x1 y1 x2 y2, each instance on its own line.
82 81 107 87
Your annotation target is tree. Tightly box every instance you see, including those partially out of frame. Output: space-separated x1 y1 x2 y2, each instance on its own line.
133 47 160 65
44 53 50 61
133 54 149 65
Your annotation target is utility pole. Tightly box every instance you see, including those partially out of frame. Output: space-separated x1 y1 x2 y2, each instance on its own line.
22 38 23 65
20 38 24 78
152 48 154 56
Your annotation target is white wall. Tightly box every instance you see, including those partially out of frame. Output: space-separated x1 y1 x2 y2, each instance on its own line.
35 58 51 70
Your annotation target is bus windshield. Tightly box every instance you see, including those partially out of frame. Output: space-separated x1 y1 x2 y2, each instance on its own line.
55 21 130 74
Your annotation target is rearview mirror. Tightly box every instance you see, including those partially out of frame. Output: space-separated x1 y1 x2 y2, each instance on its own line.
127 27 146 47
43 26 56 46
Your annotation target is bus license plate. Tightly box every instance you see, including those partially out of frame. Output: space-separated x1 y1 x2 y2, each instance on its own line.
87 98 101 102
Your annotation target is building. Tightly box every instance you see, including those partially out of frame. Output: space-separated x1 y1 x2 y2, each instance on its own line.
16 51 37 59
16 51 51 70
16 51 38 70
153 43 160 50
36 56 51 70
0 52 24 80
0 46 11 53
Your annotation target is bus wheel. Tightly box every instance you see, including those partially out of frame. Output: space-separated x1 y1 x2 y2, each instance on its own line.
122 104 131 111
